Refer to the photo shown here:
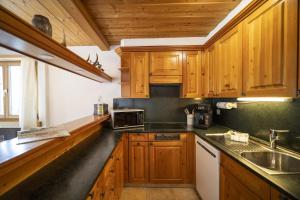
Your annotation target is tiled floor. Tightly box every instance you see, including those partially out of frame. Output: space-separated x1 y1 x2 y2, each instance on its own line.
120 187 200 200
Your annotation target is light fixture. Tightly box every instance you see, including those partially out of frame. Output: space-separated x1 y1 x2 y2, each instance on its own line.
194 98 202 100
38 54 54 60
237 97 292 102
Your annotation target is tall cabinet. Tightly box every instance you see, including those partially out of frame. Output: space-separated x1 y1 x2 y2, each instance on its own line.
242 0 297 97
204 45 219 97
217 25 243 97
182 51 201 98
130 52 150 98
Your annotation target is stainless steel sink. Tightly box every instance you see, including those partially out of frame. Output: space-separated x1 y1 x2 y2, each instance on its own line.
241 151 300 174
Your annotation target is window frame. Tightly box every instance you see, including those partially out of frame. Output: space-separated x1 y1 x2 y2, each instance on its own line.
0 60 21 121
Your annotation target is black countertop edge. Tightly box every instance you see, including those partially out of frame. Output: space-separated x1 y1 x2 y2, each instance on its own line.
1 128 122 200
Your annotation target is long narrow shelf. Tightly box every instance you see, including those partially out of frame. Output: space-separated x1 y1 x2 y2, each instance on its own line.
0 6 112 83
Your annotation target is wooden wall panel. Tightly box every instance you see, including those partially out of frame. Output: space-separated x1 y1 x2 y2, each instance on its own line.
0 0 94 46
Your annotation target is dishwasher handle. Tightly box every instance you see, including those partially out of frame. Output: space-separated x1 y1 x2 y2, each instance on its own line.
197 141 216 158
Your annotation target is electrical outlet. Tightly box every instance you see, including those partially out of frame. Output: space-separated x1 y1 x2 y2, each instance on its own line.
216 109 221 116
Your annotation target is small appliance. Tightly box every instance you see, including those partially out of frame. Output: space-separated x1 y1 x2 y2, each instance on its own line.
94 104 108 115
112 109 144 129
193 104 212 129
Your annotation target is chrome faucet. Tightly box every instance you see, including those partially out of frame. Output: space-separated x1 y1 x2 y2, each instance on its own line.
269 129 290 149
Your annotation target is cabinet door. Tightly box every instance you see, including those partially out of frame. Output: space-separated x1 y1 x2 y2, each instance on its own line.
205 45 219 97
150 51 182 76
217 25 242 97
128 141 149 183
130 52 149 98
242 0 297 97
220 166 260 200
120 52 131 98
114 142 123 199
182 51 201 98
149 138 186 184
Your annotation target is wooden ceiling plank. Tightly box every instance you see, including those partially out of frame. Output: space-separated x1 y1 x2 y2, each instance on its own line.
89 11 230 19
83 0 240 5
85 3 239 13
58 0 110 50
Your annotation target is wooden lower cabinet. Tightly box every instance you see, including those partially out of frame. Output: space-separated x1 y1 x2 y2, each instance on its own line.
127 133 194 185
128 141 149 183
220 166 260 200
149 139 186 184
220 153 288 200
86 138 124 200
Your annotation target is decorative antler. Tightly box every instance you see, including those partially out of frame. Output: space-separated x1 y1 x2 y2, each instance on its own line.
93 54 99 66
86 54 90 63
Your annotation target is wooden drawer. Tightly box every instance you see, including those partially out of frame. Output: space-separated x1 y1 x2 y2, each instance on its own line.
129 133 149 142
148 133 186 141
150 75 182 84
221 153 270 200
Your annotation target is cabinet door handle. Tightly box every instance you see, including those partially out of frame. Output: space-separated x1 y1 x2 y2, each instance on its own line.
197 141 216 158
88 191 94 199
137 142 140 146
224 84 230 88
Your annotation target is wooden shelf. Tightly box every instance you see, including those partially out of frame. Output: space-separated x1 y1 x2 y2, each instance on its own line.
0 6 112 83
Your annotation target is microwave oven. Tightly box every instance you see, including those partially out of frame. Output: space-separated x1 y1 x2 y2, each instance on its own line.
112 109 144 129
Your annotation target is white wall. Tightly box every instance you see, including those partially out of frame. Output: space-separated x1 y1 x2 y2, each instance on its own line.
47 46 120 126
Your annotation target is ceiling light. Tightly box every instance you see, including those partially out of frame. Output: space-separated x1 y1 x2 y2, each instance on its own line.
237 97 292 102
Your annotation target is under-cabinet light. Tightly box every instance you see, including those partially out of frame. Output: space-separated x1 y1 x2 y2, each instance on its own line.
194 98 202 100
237 97 292 102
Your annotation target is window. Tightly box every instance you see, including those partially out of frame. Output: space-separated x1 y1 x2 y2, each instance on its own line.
0 61 21 120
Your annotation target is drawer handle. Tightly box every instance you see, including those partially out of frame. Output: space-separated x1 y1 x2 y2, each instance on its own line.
197 141 216 158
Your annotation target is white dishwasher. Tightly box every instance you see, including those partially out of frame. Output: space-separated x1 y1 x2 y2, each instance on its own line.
195 136 220 200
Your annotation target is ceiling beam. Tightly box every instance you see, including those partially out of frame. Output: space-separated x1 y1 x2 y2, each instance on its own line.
58 0 110 50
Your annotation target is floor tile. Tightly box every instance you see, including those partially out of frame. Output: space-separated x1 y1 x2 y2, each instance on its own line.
120 187 200 200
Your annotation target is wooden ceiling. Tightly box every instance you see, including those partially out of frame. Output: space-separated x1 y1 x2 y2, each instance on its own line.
82 0 242 45
0 0 242 48
0 0 94 46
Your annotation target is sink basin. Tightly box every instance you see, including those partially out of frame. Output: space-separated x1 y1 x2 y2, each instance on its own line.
241 151 300 174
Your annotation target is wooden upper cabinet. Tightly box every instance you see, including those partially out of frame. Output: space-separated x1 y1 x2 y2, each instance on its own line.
150 51 183 76
182 51 201 98
204 45 219 97
128 141 149 183
242 0 298 97
149 135 187 184
217 25 243 97
120 52 131 98
130 52 150 98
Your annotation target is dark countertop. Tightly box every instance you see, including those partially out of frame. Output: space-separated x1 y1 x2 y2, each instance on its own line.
1 123 300 200
1 128 122 200
193 128 300 200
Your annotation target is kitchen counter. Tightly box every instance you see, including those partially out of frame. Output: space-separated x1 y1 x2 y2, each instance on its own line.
194 129 300 200
1 123 300 200
1 128 122 200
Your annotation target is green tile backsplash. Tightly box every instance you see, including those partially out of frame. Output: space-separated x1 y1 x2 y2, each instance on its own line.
213 98 300 152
